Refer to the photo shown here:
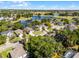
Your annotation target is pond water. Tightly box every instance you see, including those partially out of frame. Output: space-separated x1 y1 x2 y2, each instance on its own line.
19 20 32 27
32 15 53 21
20 15 53 27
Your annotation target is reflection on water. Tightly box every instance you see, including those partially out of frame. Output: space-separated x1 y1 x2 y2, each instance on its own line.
20 15 53 27
32 15 53 21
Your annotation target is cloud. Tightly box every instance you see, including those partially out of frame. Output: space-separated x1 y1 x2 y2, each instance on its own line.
32 4 79 10
39 5 46 9
39 5 58 10
11 1 30 8
68 3 79 10
0 1 79 10
0 1 4 3
0 1 31 9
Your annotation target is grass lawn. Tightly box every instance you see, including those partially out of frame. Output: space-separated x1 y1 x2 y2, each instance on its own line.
47 27 53 32
57 16 79 20
33 31 43 35
10 37 21 43
26 34 31 38
12 17 32 23
0 47 13 58
71 45 79 50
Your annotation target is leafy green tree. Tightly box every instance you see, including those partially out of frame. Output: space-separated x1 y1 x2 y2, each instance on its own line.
54 31 71 47
44 12 53 15
30 20 41 26
44 22 51 27
41 19 51 23
26 36 65 58
72 12 79 16
60 29 79 47
0 35 7 45
76 39 79 45
0 20 12 32
0 26 8 32
64 12 68 16
37 13 41 19
12 22 24 30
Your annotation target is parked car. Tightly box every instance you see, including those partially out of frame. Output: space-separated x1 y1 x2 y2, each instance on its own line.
63 50 77 58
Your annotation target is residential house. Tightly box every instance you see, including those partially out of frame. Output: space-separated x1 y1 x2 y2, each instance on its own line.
23 27 33 34
39 24 48 32
5 17 15 21
9 44 27 58
14 29 23 39
64 23 78 31
0 17 4 21
46 31 56 37
73 53 79 58
53 12 59 17
9 17 14 21
57 22 64 26
7 31 15 38
0 30 14 38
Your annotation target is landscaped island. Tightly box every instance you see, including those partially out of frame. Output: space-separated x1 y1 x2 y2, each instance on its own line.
0 10 79 58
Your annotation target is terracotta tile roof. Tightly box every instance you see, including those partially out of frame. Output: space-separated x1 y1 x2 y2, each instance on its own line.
10 44 26 58
73 53 79 58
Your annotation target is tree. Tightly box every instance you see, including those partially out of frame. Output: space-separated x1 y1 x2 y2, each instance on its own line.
44 12 53 15
0 20 10 32
45 22 51 27
0 26 8 32
26 36 65 58
54 32 70 48
41 19 51 23
0 35 7 45
30 20 41 26
60 29 79 47
12 22 24 30
54 33 67 42
64 12 68 16
76 39 79 45
37 13 41 19
72 12 79 16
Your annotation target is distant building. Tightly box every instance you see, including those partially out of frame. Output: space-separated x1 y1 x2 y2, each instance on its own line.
54 12 59 17
0 17 4 21
64 23 77 31
14 29 23 35
23 27 33 34
0 30 14 37
7 31 14 38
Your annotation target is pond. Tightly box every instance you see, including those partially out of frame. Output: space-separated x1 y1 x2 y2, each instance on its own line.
19 20 32 27
20 15 53 27
32 15 53 21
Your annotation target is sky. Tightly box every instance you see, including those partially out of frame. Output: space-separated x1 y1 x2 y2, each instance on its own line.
0 1 79 10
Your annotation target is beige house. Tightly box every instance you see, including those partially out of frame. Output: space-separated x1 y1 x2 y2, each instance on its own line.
10 44 27 58
73 53 79 58
14 29 23 39
14 29 23 35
